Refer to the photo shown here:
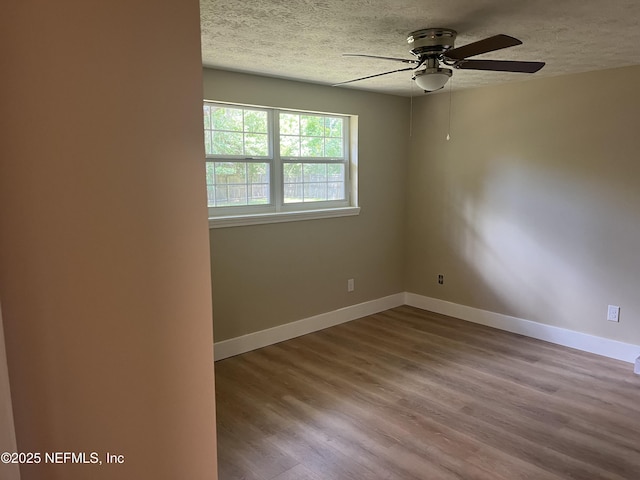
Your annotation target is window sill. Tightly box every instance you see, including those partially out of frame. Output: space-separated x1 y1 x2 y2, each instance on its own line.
208 206 361 229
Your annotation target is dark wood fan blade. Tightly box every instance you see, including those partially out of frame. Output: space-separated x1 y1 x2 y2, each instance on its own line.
445 34 522 60
332 67 414 86
456 59 545 73
343 54 418 64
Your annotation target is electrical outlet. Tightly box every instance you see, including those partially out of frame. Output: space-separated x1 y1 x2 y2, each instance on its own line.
347 278 355 292
438 274 444 285
607 305 620 322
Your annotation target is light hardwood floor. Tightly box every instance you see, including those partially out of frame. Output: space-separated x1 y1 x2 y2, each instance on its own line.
215 306 640 480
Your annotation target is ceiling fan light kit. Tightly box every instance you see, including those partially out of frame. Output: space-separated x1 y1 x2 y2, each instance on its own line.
336 27 545 92
413 67 452 92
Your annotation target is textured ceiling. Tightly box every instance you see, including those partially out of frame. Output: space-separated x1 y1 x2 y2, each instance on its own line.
200 0 640 96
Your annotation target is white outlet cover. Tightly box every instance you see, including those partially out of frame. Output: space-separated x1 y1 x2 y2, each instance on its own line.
347 278 354 292
607 305 620 322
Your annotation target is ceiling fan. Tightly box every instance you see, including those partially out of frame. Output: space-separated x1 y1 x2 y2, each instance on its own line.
334 28 545 92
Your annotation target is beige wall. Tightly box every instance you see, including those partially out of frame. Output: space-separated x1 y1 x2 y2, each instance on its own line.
0 306 20 480
406 65 640 345
0 1 217 479
203 69 409 341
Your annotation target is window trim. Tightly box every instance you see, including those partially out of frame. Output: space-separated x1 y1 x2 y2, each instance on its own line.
208 206 361 229
204 101 358 227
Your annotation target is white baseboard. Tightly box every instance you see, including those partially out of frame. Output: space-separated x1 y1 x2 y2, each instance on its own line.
405 293 640 364
213 292 640 364
214 293 405 361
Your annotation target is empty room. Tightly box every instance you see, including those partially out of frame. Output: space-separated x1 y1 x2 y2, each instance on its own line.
203 1 640 479
2 1 640 480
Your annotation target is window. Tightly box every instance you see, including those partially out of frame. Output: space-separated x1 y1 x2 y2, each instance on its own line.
204 102 358 227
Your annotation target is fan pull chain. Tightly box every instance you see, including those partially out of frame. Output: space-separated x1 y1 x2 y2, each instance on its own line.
409 76 414 137
446 77 453 141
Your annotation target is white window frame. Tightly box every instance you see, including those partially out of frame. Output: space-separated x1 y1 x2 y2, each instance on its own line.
205 101 359 228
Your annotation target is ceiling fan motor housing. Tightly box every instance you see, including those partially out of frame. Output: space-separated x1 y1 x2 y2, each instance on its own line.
407 28 457 58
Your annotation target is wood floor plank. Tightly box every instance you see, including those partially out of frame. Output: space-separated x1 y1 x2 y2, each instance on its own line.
271 463 324 480
215 306 640 480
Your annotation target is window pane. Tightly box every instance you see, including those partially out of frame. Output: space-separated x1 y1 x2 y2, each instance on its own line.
215 162 245 185
301 137 323 157
283 162 345 204
205 162 215 185
228 185 248 205
212 107 243 131
304 183 328 201
204 130 212 155
284 161 303 204
279 113 299 135
304 163 327 182
324 138 343 158
213 131 243 155
280 135 300 157
325 117 343 137
249 183 269 205
283 163 302 183
215 185 229 206
207 185 216 207
248 162 269 183
301 115 324 136
327 163 344 179
328 182 345 200
245 133 269 156
248 162 270 204
279 112 345 160
284 183 303 203
244 110 268 133
203 105 211 130
210 162 270 207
